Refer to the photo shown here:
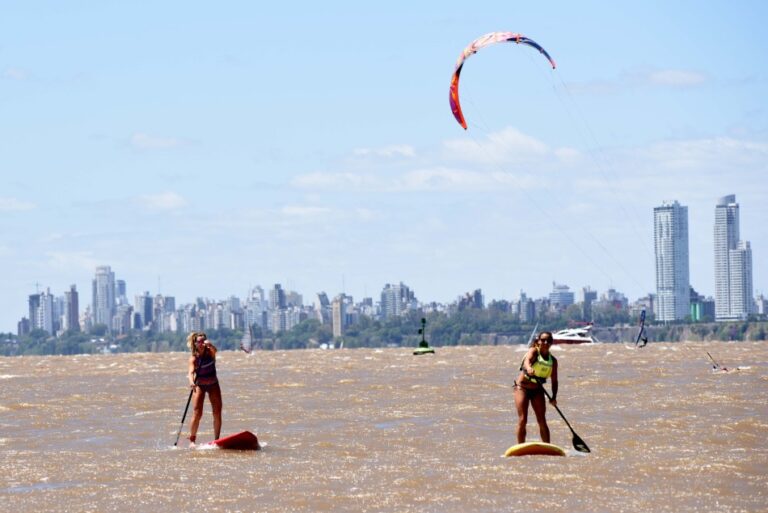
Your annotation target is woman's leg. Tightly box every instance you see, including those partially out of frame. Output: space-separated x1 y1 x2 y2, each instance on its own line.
209 383 223 440
189 387 206 444
514 386 530 444
530 390 550 443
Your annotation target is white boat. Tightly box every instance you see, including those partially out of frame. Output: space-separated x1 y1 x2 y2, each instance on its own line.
552 325 598 345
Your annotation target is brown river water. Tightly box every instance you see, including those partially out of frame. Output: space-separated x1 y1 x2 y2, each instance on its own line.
1 341 766 512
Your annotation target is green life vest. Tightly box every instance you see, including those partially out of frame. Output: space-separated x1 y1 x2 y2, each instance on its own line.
521 350 553 384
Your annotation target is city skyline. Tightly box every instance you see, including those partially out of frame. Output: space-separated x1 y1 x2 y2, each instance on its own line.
2 2 766 332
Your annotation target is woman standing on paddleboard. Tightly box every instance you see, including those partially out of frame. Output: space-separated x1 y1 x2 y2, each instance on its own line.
187 331 223 446
514 331 558 444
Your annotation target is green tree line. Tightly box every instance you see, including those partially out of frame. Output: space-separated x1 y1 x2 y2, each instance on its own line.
1 309 765 356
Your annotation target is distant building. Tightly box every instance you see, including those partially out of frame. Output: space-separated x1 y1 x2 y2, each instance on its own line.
270 284 286 310
756 294 768 316
380 282 415 319
134 292 153 329
36 289 55 335
458 289 484 311
28 293 41 330
314 292 331 325
549 282 574 310
92 266 116 329
116 279 128 305
63 285 80 332
714 195 754 320
17 317 31 337
516 291 536 323
581 287 598 320
729 241 754 317
332 294 347 338
654 200 690 321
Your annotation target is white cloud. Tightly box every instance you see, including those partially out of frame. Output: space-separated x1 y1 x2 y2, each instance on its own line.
352 144 416 158
3 68 28 80
564 68 708 95
646 69 707 87
130 132 187 150
640 136 768 170
397 168 539 191
46 251 100 272
292 167 542 192
0 197 36 211
280 205 332 217
138 192 187 210
443 127 549 164
291 172 382 189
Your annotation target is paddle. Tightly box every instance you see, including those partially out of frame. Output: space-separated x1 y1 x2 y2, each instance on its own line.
173 387 195 447
173 360 199 447
541 386 591 453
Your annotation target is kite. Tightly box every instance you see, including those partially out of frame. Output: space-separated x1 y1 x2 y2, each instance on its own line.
449 32 556 129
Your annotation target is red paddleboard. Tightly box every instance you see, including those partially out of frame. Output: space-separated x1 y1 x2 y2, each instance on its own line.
208 431 260 450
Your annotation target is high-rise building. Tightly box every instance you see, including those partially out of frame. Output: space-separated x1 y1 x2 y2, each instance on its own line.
270 284 286 310
63 285 80 332
28 293 41 330
332 294 347 338
116 280 128 305
134 292 153 329
380 282 414 319
654 200 690 321
549 282 575 310
714 195 754 321
729 241 754 318
36 289 55 335
92 265 116 328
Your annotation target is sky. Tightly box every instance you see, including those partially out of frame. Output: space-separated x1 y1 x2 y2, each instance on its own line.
1 1 767 331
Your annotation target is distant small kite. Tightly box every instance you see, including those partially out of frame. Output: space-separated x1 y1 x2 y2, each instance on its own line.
449 32 556 130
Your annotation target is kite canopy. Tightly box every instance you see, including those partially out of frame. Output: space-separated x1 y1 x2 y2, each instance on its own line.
449 32 556 129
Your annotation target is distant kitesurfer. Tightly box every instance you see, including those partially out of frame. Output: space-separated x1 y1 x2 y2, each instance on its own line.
513 331 559 444
187 331 223 447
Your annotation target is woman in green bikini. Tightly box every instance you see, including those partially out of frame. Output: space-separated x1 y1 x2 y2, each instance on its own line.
514 331 558 444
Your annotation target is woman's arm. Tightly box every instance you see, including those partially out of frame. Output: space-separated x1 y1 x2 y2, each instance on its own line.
550 358 558 401
522 348 537 375
188 355 197 387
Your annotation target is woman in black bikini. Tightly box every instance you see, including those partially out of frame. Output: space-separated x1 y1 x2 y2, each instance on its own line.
187 331 223 446
514 331 558 444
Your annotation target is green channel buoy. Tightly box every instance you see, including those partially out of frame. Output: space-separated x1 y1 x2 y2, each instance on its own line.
414 317 435 355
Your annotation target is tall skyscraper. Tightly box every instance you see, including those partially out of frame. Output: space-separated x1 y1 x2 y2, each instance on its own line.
729 241 754 319
134 292 153 329
714 195 754 320
549 282 575 310
63 285 80 332
92 265 116 328
380 282 414 320
654 200 690 321
332 294 347 338
270 284 286 310
36 289 55 335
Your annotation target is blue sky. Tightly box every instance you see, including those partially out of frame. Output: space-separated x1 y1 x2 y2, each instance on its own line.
2 1 766 331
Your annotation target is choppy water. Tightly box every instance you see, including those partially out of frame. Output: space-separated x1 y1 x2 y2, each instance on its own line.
1 342 766 513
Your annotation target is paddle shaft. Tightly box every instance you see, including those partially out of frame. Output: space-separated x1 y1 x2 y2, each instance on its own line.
173 387 195 446
706 351 722 369
541 386 590 453
173 361 199 446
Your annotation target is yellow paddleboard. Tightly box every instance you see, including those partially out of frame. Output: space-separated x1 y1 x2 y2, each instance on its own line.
504 441 566 457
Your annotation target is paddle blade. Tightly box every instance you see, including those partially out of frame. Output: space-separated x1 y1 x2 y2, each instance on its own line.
572 434 590 453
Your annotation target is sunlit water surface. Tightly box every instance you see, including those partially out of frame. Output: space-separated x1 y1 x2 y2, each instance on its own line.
1 342 766 512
